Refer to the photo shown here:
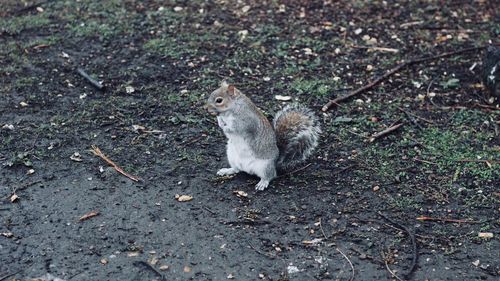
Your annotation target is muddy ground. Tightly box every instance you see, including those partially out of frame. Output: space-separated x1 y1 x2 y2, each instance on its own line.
0 0 499 280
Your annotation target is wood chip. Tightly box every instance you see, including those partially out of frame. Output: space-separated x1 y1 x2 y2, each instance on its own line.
79 210 99 221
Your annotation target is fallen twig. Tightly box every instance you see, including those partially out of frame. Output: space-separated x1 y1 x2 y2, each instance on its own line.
336 248 355 281
378 212 418 279
279 163 312 178
79 210 99 221
397 107 434 124
77 68 105 90
416 216 477 224
457 159 499 166
322 46 485 111
381 250 404 281
90 145 141 182
369 123 404 143
133 261 166 281
351 45 399 53
0 270 22 281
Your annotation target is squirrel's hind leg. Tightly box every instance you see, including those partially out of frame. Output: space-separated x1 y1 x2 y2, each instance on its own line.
217 167 239 176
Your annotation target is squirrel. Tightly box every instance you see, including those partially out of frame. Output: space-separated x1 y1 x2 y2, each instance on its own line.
206 81 321 191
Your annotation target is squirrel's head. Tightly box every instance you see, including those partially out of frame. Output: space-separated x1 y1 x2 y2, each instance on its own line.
206 81 239 116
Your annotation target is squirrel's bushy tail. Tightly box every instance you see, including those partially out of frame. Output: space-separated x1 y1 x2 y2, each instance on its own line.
273 104 321 170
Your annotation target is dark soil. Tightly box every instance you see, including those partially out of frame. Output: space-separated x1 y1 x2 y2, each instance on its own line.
1 1 498 280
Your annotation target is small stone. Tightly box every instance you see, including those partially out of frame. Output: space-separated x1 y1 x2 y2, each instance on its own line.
366 65 373 71
159 265 169 271
2 124 14 130
354 28 363 35
472 259 480 267
20 101 29 107
100 258 108 265
27 169 35 175
241 5 251 13
373 185 380 192
183 266 191 273
227 273 235 279
173 6 183 12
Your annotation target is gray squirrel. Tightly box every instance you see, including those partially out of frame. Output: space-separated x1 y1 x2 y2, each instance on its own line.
206 81 321 191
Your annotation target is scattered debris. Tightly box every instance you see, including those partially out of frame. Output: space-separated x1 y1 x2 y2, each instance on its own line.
368 123 404 143
322 46 486 111
1 232 14 238
233 190 248 198
125 85 135 93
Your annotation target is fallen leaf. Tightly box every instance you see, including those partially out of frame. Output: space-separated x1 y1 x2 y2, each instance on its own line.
478 232 493 238
70 152 82 162
302 238 323 245
149 257 158 265
125 85 135 93
10 194 19 203
1 232 14 238
79 210 99 221
275 95 292 101
233 190 248 198
176 194 193 202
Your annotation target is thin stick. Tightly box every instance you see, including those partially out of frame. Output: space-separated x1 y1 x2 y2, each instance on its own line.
322 46 485 111
351 45 399 53
457 159 499 164
378 212 418 279
0 270 22 281
279 163 312 178
416 216 477 224
369 123 404 142
318 218 328 240
90 145 141 182
336 248 355 281
397 107 435 124
381 250 404 281
77 68 105 90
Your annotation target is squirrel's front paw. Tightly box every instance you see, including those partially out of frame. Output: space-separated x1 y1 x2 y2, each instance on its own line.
255 180 270 191
217 168 238 176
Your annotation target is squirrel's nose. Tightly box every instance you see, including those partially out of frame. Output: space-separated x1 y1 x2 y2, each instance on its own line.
205 104 218 115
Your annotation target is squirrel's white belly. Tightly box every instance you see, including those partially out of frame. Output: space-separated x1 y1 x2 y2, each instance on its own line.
226 135 265 175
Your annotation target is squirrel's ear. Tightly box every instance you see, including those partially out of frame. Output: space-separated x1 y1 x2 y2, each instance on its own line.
227 84 235 96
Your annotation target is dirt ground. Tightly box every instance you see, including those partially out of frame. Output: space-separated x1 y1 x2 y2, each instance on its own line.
0 0 499 280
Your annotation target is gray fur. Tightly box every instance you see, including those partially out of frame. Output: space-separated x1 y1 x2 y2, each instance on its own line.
273 104 321 170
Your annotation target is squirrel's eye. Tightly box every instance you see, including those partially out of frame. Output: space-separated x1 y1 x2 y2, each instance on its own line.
215 97 224 104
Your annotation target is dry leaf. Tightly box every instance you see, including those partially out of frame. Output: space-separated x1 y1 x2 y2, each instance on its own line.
275 95 292 101
302 238 323 245
10 194 19 203
1 232 14 238
233 190 248 197
175 194 193 202
79 210 99 221
478 232 493 238
70 152 82 162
